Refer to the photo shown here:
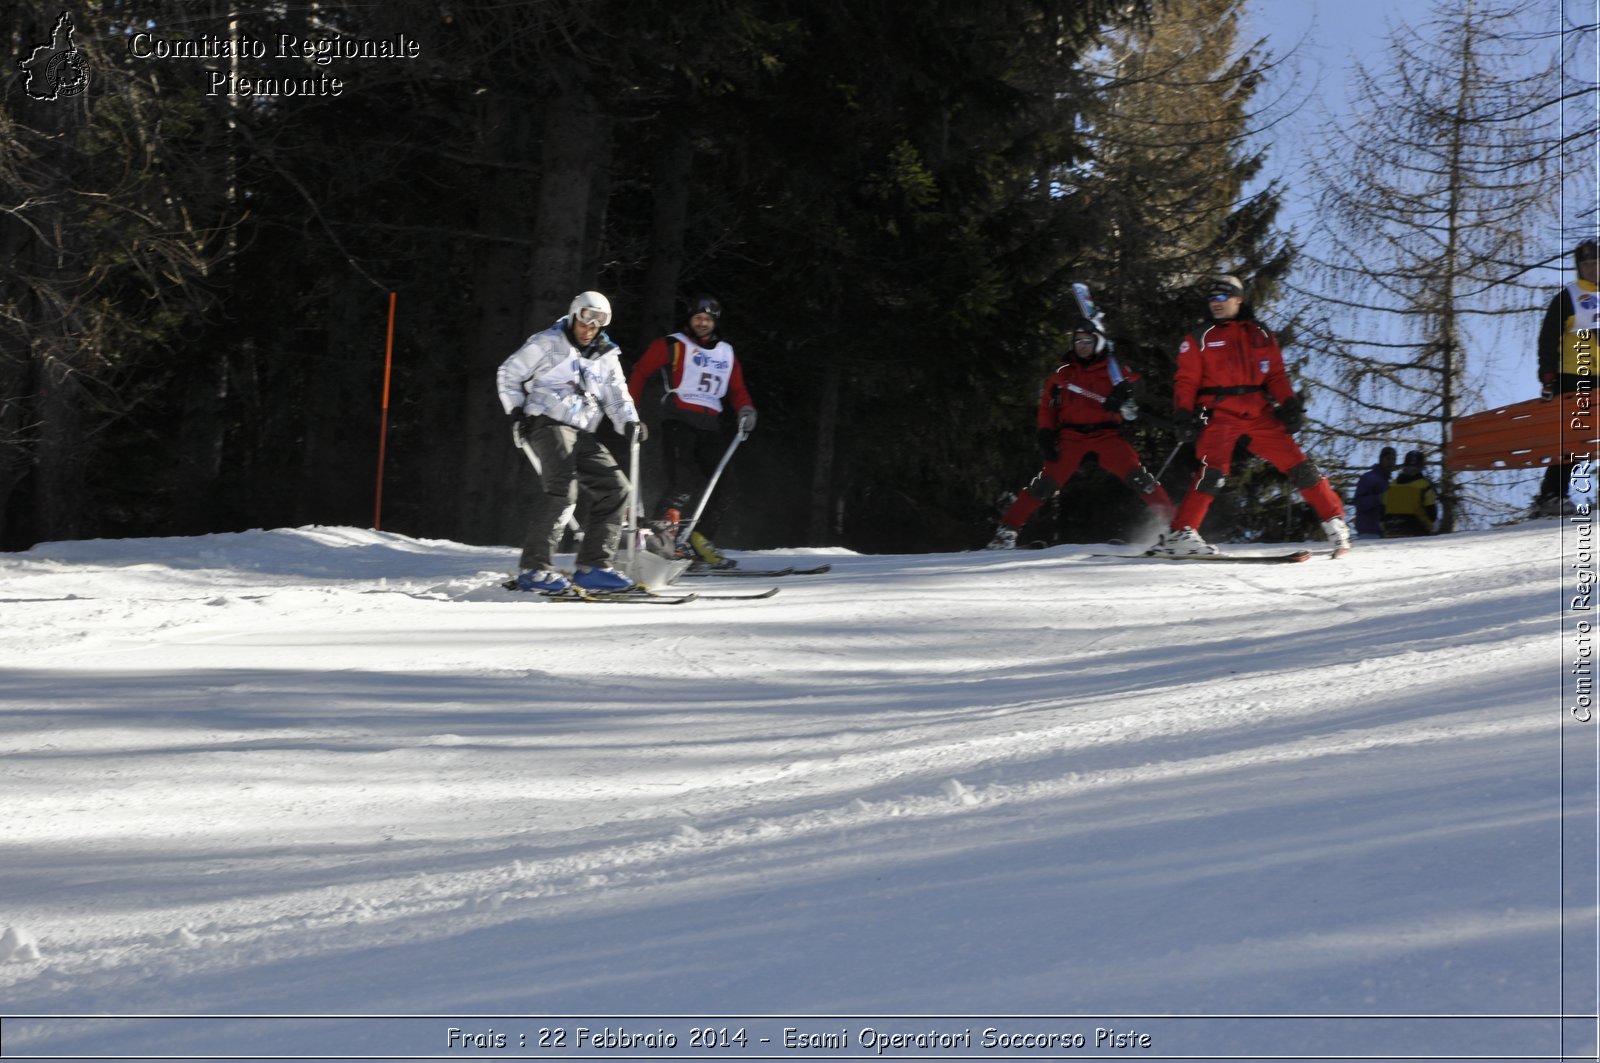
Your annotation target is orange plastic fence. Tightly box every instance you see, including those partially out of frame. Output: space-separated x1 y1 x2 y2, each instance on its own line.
1445 392 1600 470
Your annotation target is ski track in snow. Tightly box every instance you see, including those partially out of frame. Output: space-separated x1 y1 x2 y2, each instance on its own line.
0 521 1589 1059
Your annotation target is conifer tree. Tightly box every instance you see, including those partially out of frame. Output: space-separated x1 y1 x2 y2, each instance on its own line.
1043 0 1296 542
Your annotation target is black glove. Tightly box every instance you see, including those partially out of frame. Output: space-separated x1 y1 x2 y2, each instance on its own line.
1172 409 1200 444
1102 381 1133 412
508 409 527 447
1036 428 1060 461
1541 372 1557 402
625 421 648 444
1274 395 1305 432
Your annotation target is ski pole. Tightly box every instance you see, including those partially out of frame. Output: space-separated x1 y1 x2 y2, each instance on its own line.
1154 442 1184 481
627 428 641 570
675 429 748 551
1156 410 1206 480
1062 381 1173 430
1064 381 1108 403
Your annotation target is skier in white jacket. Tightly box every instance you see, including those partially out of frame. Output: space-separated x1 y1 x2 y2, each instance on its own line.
497 291 646 594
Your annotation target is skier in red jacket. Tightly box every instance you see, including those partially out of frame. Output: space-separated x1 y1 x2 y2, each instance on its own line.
988 322 1174 548
627 295 757 568
1148 275 1351 557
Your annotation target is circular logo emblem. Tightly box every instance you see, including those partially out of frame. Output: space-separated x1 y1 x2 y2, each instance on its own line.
46 49 89 97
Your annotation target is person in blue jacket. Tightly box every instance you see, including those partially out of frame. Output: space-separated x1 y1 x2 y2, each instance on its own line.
1352 446 1396 538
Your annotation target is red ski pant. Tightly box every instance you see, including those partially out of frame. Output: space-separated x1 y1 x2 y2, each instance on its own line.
1171 411 1344 530
1002 430 1173 529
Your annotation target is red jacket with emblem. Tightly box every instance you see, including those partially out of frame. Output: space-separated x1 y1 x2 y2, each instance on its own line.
628 333 754 432
1174 314 1295 419
1037 355 1135 433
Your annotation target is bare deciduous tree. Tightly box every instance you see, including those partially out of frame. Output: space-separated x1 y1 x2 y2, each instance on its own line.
1291 0 1579 530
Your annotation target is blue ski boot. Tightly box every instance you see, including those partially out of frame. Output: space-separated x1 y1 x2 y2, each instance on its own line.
513 568 572 594
572 565 637 593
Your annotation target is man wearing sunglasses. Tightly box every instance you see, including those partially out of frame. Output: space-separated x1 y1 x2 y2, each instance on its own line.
627 294 758 570
497 290 647 594
1147 275 1351 558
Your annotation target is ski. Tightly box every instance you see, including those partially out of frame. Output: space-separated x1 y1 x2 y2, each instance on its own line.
547 585 780 602
498 575 780 602
680 563 832 578
545 590 699 604
1071 281 1108 336
578 586 777 602
500 580 700 604
682 586 781 600
1087 549 1313 564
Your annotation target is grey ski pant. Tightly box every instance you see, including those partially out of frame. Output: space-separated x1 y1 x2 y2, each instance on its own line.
519 417 628 571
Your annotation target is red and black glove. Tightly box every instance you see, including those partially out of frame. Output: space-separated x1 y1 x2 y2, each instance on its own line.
1541 372 1557 402
1037 428 1060 461
1172 409 1200 444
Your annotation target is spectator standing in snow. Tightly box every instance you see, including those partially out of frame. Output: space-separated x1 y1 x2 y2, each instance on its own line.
497 291 646 594
1148 275 1352 557
1534 237 1599 514
1352 446 1397 538
1381 451 1439 537
987 320 1173 548
627 294 757 570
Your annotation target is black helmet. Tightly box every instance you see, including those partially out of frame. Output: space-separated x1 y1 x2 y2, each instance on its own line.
1577 238 1599 267
687 294 722 319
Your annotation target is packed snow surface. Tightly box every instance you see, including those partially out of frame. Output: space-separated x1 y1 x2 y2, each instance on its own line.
0 522 1592 1062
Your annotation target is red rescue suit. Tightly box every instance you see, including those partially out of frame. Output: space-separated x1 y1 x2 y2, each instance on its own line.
628 333 754 433
1171 316 1343 529
1000 354 1172 531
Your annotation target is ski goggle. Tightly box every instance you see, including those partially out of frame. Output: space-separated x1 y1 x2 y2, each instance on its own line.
1207 291 1239 302
574 306 610 327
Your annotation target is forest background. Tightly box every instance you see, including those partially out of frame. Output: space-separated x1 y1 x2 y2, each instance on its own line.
1 0 1593 554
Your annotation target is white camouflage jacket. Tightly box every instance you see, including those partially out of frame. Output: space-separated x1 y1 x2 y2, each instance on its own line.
496 318 639 434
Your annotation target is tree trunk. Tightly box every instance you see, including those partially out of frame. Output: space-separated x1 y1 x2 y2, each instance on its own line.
32 336 88 540
808 359 841 546
634 130 695 354
528 75 602 322
170 348 231 534
457 94 539 545
13 32 89 544
581 113 613 290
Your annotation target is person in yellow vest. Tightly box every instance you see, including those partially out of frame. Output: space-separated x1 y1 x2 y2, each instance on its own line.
1535 237 1599 513
1381 451 1439 537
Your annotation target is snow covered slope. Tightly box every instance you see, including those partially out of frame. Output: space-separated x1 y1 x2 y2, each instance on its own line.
0 522 1591 1061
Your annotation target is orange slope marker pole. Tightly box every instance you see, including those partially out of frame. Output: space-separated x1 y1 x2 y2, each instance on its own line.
374 291 397 529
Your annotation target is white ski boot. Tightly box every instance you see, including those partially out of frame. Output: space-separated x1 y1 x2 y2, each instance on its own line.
986 526 1018 550
1145 526 1219 557
1322 516 1352 558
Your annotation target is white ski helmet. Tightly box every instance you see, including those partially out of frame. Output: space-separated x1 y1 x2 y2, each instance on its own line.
1204 274 1245 298
1070 318 1107 357
568 291 612 327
